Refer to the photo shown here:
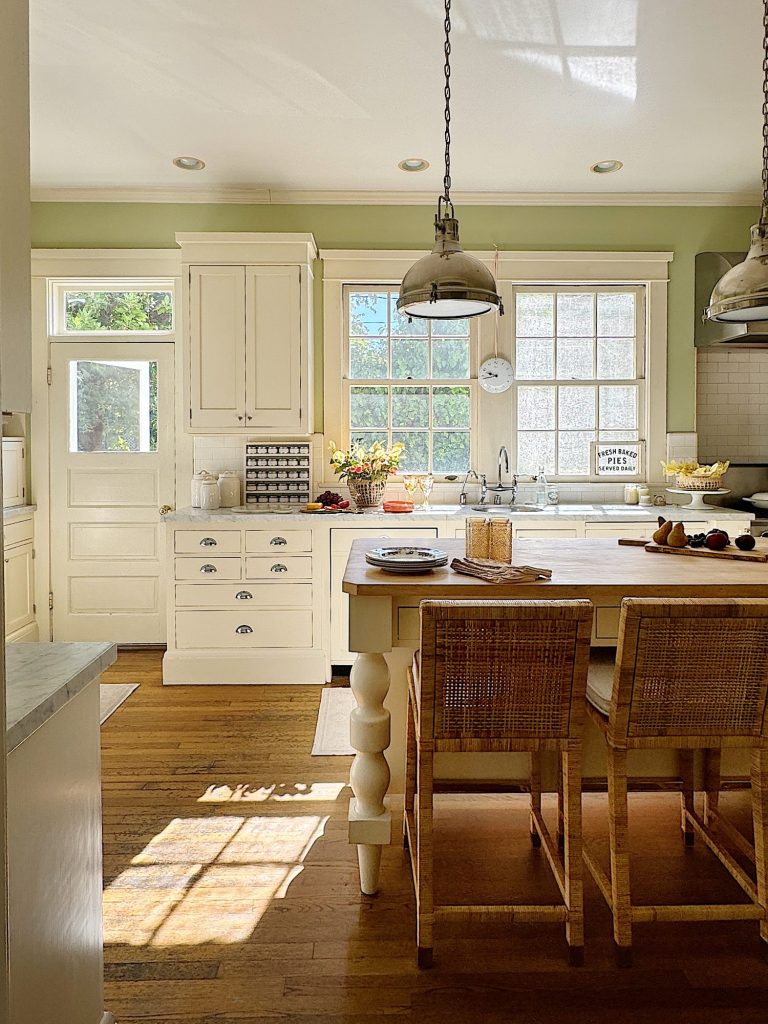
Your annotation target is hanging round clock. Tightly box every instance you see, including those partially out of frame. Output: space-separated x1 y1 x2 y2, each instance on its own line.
479 357 514 394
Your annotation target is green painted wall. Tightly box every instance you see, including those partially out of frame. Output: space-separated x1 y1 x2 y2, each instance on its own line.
31 202 760 433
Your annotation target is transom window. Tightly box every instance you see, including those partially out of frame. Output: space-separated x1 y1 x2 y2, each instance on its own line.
52 281 174 335
344 287 473 474
513 286 644 477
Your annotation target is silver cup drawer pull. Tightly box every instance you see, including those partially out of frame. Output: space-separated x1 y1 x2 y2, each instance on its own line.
200 537 218 547
235 624 254 634
200 563 217 574
270 536 288 546
270 563 288 573
235 590 253 600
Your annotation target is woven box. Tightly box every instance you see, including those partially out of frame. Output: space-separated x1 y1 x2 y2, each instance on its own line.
675 473 725 491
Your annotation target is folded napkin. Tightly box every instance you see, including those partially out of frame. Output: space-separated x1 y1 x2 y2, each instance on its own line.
450 556 553 584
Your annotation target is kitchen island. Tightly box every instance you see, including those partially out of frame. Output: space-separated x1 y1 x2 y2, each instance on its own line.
7 642 117 1024
341 537 768 894
163 502 753 685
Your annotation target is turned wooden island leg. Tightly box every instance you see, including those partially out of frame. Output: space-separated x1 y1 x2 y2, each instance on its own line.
347 595 394 895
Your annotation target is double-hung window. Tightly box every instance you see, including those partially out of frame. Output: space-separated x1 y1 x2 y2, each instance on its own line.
513 286 645 478
343 286 474 475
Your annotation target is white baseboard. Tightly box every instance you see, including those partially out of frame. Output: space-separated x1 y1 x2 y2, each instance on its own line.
101 1012 116 1024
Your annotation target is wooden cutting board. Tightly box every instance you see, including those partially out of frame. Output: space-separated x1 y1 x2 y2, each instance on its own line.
617 537 768 563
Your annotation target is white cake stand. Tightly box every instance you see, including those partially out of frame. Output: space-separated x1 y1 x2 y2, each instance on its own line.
665 487 730 510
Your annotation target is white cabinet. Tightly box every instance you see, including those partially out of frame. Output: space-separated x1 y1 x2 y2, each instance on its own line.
2 438 26 508
4 512 37 643
188 266 246 430
180 233 316 435
330 527 439 663
164 524 324 684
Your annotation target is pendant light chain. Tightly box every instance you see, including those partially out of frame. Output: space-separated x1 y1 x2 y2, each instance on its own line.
442 0 452 204
763 0 768 213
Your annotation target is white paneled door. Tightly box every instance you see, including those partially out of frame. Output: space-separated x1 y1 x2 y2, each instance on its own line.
50 343 175 642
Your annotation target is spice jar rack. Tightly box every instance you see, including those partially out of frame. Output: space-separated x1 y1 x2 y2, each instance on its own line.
243 442 311 506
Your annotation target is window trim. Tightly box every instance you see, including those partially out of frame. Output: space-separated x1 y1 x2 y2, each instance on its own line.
322 249 671 485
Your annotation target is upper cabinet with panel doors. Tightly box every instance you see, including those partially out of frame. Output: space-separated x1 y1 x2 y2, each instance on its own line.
177 233 317 434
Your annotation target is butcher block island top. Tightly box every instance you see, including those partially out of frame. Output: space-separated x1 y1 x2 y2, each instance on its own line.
342 537 768 599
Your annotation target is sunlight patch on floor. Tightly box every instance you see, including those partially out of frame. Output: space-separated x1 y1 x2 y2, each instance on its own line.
104 814 328 946
197 781 348 803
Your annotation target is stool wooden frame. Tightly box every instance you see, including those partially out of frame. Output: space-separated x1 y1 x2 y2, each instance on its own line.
583 597 768 966
404 598 594 968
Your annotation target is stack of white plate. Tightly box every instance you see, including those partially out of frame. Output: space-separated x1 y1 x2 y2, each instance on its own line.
745 493 768 509
365 546 448 574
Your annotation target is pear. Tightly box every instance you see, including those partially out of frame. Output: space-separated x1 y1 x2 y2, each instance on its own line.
652 518 673 545
666 522 689 548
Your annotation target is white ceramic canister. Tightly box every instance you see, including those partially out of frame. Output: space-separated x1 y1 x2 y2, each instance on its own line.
218 471 240 508
199 478 221 510
191 470 214 508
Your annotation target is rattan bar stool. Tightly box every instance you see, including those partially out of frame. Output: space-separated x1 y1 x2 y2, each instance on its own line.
583 597 768 966
404 598 594 968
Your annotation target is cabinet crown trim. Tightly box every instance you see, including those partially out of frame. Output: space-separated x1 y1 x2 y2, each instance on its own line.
176 232 318 265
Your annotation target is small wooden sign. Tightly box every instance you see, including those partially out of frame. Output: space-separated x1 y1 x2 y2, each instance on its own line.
591 441 643 479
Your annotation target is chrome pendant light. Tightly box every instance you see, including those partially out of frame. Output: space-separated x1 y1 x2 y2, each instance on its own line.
705 0 768 323
398 0 503 320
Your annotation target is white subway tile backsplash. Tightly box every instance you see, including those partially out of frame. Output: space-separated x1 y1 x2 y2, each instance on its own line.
697 349 768 463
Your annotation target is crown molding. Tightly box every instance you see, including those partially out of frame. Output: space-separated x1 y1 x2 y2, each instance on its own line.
29 186 762 207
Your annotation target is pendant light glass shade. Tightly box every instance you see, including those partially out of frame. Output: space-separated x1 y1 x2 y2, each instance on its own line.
398 0 502 321
705 1 768 325
398 213 502 320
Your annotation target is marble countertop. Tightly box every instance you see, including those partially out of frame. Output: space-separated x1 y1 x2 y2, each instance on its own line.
6 642 117 753
165 502 754 526
3 504 36 522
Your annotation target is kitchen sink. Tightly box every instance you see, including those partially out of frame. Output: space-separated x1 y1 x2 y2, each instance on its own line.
471 504 543 513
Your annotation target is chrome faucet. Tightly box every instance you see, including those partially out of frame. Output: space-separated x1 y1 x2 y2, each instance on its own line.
459 468 479 505
488 446 518 505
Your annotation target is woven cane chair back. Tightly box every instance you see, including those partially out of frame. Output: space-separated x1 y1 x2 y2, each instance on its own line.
612 598 768 741
418 599 593 741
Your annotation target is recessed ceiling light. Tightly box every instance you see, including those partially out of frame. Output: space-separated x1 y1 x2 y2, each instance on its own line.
173 156 206 171
590 159 623 174
398 158 430 172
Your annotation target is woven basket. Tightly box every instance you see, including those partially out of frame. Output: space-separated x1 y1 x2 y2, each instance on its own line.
347 479 386 509
675 473 725 491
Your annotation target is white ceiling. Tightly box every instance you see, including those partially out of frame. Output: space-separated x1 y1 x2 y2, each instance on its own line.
29 0 766 198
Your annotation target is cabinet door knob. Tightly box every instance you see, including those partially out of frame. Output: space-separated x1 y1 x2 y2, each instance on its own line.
200 537 217 547
270 563 288 573
270 536 288 546
235 624 254 634
246 414 253 421
235 590 253 600
200 563 217 574
237 414 244 422
159 504 174 516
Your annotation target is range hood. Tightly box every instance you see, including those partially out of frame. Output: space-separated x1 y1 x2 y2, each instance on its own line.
695 251 768 347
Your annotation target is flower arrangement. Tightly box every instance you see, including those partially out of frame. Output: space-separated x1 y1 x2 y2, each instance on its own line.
328 439 405 482
660 459 729 491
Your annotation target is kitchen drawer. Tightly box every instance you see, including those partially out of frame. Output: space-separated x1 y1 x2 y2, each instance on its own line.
594 606 620 640
245 555 312 581
3 517 33 548
175 582 312 608
175 530 241 554
246 529 312 553
174 556 242 581
176 609 313 649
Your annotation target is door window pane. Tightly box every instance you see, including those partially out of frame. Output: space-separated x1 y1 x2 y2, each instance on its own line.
64 291 172 332
71 360 158 452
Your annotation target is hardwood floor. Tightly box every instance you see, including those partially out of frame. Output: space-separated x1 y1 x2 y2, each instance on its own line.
101 651 768 1023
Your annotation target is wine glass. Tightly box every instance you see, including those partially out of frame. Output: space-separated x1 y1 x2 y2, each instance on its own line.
402 474 419 505
418 473 434 510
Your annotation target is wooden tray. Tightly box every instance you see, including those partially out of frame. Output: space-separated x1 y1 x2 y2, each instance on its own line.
617 537 768 563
